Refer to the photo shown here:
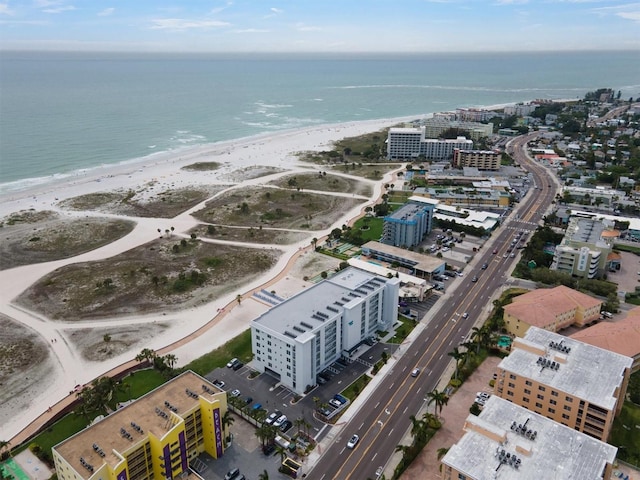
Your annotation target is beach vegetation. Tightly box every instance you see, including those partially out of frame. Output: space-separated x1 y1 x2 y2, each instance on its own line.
270 172 371 196
194 223 308 245
16 239 279 320
181 161 221 171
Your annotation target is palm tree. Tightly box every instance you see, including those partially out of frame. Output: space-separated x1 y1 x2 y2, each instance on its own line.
236 294 242 305
162 353 177 371
222 410 235 433
448 347 467 381
437 447 450 472
274 444 287 462
258 471 269 480
427 389 449 419
135 348 157 364
311 237 318 250
294 417 305 434
409 415 427 443
0 440 11 458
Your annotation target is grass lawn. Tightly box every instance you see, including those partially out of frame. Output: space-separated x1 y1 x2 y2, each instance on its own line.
351 216 383 243
388 315 418 344
114 368 166 403
20 412 88 455
340 374 372 401
610 401 640 466
182 329 253 376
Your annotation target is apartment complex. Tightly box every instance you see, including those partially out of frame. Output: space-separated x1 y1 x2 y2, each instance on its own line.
413 186 510 209
455 108 499 123
503 285 603 337
494 327 632 441
381 198 434 248
504 103 539 117
451 148 502 171
386 127 473 160
571 306 640 372
441 396 617 480
360 240 446 279
422 117 494 140
53 371 228 480
551 217 614 279
251 267 400 394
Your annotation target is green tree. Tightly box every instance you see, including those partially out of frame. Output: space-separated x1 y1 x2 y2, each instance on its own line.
311 237 318 250
236 294 243 305
135 348 157 364
448 347 467 381
258 470 269 480
427 389 449 419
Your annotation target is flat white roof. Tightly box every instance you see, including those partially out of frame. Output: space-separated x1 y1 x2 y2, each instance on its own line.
498 327 632 410
252 267 390 338
443 396 617 480
348 258 427 286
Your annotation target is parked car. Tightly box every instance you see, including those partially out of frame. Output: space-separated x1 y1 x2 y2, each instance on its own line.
252 403 263 410
266 410 282 424
347 434 360 449
273 415 287 428
230 389 241 397
280 420 293 433
329 398 342 408
224 468 240 480
232 361 244 371
244 396 253 405
226 358 239 368
212 379 225 389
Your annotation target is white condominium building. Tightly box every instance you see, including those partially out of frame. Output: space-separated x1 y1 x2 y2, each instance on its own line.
386 127 473 160
251 267 400 394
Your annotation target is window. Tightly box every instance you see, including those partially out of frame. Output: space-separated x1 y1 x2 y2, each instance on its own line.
565 396 573 402
509 374 516 380
538 386 546 392
550 399 557 405
507 390 514 397
524 389 531 395
537 394 544 400
508 382 515 388
548 407 556 414
535 402 542 408
525 380 532 386
562 413 570 420
551 390 558 397
523 397 530 403
564 405 571 412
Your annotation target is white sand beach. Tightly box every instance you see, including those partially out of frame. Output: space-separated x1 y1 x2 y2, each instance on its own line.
0 114 417 443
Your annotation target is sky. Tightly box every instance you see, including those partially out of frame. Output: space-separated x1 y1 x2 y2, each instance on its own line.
0 0 638 52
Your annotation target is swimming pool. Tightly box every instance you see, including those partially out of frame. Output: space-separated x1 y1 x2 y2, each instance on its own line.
497 335 512 348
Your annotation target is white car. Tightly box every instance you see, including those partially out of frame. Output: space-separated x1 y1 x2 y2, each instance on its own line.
230 389 241 397
411 368 420 377
273 414 287 427
226 357 239 368
347 434 360 449
462 312 469 319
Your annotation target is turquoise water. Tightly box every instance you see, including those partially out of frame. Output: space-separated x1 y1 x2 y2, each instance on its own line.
497 336 512 348
1 51 639 191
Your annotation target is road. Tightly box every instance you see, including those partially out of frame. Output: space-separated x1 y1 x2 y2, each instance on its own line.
307 133 557 479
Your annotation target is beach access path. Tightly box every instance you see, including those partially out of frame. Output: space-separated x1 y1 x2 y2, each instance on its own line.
1 116 408 445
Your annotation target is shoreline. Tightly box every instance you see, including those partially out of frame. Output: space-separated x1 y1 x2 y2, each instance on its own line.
0 98 562 443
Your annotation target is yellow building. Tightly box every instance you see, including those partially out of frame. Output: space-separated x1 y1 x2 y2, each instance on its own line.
441 396 617 480
503 285 602 337
53 371 228 480
494 327 632 442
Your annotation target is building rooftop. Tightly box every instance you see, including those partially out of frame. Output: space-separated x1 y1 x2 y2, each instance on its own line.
498 327 632 411
252 267 391 338
442 396 617 480
361 240 445 273
54 371 224 478
570 307 640 362
386 203 429 222
563 217 610 247
503 286 602 329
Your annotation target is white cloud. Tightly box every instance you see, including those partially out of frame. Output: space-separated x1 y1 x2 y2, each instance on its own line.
494 0 528 4
0 3 15 15
295 22 321 32
234 28 270 33
591 2 640 22
43 5 75 13
270 7 283 14
97 7 114 17
150 18 231 30
210 1 233 15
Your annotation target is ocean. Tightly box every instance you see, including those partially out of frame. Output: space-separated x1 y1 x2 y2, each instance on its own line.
1 50 639 192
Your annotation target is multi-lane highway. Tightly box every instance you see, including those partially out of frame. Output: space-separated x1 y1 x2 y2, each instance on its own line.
307 133 557 479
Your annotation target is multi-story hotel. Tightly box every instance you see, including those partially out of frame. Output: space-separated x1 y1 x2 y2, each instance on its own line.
381 197 434 248
251 267 399 394
386 128 473 160
502 285 602 337
551 217 614 279
413 186 510 210
451 148 502 171
494 327 632 441
53 371 228 480
422 118 494 140
441 396 617 480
